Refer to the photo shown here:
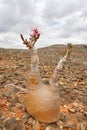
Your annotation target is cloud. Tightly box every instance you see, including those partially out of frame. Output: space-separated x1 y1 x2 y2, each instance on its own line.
0 0 36 32
43 0 86 20
0 0 87 49
43 0 87 44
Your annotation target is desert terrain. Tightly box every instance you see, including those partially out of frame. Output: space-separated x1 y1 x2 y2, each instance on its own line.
0 45 87 130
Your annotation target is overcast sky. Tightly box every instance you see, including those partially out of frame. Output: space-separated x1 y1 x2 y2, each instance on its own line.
0 0 87 49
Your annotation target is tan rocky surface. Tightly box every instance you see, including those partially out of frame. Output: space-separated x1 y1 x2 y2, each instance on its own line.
0 45 87 130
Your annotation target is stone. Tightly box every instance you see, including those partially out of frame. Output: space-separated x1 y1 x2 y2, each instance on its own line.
9 96 19 107
4 118 23 130
15 103 23 109
3 87 18 98
68 108 76 113
63 122 77 130
76 112 87 122
77 123 86 130
72 102 79 108
22 113 30 123
59 113 68 122
83 111 87 117
0 115 5 122
46 126 57 130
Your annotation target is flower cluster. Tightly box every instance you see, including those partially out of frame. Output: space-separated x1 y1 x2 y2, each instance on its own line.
31 27 41 40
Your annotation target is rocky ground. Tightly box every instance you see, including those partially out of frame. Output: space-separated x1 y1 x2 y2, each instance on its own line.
0 45 87 130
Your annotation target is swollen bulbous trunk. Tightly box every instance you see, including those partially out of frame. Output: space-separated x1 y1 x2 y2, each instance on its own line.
25 46 60 123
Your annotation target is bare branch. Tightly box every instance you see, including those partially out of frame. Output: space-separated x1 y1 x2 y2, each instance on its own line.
20 28 40 49
20 28 41 73
49 44 72 85
20 34 25 41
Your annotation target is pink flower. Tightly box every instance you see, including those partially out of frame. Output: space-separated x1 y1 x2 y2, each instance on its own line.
31 27 41 36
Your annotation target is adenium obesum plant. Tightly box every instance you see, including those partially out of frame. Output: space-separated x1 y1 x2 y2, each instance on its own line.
20 27 72 130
